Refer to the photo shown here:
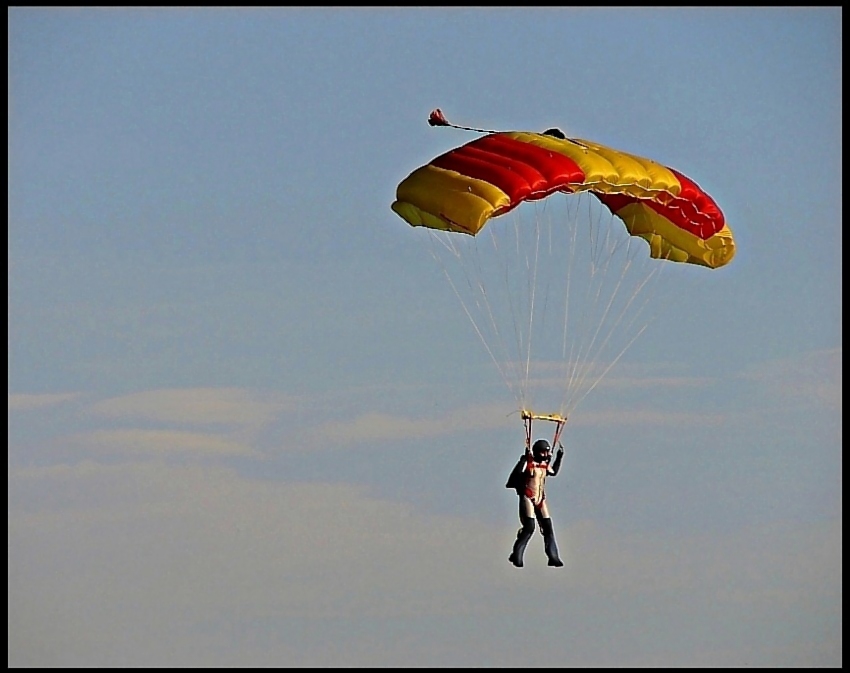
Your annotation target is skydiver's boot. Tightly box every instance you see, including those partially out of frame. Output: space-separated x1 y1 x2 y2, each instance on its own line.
539 517 564 567
508 517 535 567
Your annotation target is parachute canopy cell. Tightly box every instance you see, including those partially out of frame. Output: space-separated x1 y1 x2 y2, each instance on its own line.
391 131 735 269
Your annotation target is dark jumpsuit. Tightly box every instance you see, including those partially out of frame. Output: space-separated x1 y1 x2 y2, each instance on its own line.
507 447 564 567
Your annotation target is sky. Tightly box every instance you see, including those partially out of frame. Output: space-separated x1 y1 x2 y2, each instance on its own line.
8 7 842 667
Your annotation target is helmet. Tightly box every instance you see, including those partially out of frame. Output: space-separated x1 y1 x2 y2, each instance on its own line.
532 439 551 461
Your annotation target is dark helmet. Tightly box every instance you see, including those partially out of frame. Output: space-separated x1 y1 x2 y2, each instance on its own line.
532 439 551 461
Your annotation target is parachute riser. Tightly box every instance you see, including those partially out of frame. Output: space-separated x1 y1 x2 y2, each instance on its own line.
521 409 567 451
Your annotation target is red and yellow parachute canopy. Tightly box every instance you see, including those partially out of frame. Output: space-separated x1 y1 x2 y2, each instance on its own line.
391 110 734 269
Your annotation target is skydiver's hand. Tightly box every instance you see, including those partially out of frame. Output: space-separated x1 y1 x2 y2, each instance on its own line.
557 447 565 458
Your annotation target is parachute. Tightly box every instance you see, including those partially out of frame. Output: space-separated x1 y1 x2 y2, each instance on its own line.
392 110 735 428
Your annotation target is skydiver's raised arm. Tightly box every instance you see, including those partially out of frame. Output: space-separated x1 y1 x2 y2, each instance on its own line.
549 444 565 476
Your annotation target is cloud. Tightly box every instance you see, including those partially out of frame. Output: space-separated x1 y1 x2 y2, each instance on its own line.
741 348 842 411
315 400 733 446
69 428 258 457
558 517 842 602
8 392 81 411
8 460 842 667
315 402 515 444
86 387 297 426
9 388 289 467
8 460 506 665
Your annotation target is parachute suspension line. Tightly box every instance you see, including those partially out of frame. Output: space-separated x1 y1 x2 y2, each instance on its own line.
454 207 523 406
561 194 587 410
561 198 636 413
423 107 662 420
468 233 525 402
487 202 549 413
564 206 640 411
560 193 581 402
482 223 524 402
425 183 671 422
427 231 519 400
522 205 545 409
568 241 669 411
560 193 608 412
480 222 533 404
557 196 671 415
398 111 734 428
503 207 531 409
518 199 561 413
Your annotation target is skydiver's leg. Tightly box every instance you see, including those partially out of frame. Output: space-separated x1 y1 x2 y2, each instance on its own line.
509 496 536 568
536 505 564 567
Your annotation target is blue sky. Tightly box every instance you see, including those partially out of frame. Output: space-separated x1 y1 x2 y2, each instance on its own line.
8 7 842 667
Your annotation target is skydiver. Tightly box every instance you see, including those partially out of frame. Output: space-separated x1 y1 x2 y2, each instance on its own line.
505 438 565 568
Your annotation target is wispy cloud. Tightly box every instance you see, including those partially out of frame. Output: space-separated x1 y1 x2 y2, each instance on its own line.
8 392 81 411
87 388 297 426
313 401 732 445
316 403 515 444
8 460 842 667
741 348 842 411
8 388 291 467
71 428 258 457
